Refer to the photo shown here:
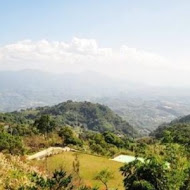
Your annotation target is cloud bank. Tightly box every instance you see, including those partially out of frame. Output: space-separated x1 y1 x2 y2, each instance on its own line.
0 37 188 86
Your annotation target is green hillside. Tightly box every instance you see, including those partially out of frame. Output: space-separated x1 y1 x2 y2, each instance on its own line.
0 101 138 137
151 114 190 142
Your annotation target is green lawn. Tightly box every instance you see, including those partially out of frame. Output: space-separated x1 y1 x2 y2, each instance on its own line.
36 152 124 189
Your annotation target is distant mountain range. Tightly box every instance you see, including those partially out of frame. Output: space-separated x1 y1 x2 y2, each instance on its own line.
0 69 135 111
1 69 190 134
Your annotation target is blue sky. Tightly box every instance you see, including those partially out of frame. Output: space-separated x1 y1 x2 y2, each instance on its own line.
1 0 189 51
0 0 190 85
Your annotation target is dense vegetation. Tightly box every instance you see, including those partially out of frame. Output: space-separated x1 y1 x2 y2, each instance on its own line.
0 101 138 156
0 101 137 137
0 101 190 189
151 113 190 142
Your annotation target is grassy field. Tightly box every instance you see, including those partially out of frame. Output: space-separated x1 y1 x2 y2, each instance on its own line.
35 152 124 189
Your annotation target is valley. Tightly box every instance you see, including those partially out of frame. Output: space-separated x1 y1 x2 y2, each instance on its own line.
1 70 190 135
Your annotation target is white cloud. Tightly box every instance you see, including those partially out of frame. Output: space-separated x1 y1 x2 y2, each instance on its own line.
0 37 188 86
120 45 167 69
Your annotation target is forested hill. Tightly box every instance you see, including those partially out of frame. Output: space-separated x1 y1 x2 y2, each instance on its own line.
0 101 138 137
151 114 190 139
171 114 190 124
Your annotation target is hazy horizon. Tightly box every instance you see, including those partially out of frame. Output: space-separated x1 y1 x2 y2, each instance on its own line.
0 1 190 87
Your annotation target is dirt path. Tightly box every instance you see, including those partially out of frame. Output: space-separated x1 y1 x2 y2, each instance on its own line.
27 147 72 160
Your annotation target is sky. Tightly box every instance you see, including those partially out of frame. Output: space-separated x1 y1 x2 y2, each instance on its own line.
0 0 190 86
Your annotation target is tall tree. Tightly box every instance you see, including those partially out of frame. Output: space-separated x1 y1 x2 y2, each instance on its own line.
34 115 55 135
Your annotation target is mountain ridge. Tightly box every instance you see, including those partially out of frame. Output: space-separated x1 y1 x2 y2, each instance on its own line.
0 100 138 137
150 113 190 138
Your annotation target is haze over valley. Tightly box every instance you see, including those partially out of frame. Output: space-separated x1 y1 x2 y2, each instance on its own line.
1 70 190 134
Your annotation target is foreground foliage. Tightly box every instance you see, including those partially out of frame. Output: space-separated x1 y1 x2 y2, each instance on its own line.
0 101 190 189
120 155 190 190
0 153 44 189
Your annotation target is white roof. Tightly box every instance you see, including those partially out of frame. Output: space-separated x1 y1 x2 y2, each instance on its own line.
111 154 144 163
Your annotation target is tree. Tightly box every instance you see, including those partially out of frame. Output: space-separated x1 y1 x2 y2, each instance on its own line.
120 153 189 190
103 131 124 148
94 169 114 190
34 115 55 135
0 131 25 155
134 142 147 157
58 126 82 146
161 130 173 144
120 157 169 190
